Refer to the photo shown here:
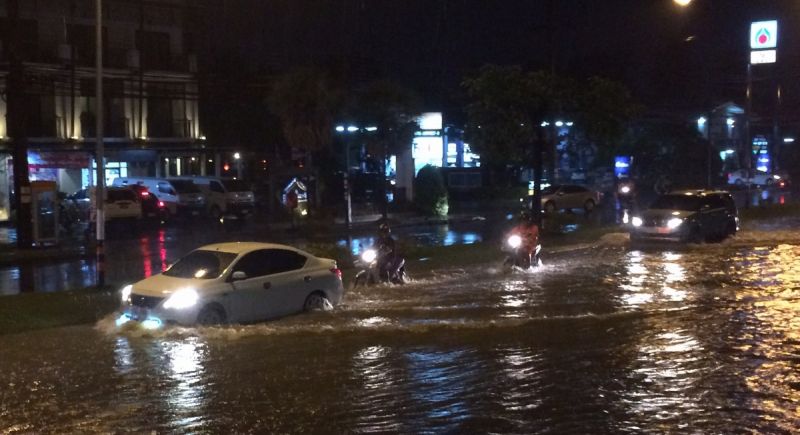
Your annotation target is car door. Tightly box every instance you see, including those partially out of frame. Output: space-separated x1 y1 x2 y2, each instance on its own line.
256 249 310 318
561 185 584 209
227 250 277 322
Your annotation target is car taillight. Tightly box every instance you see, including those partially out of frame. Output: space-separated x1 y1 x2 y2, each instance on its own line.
158 201 165 208
330 267 342 280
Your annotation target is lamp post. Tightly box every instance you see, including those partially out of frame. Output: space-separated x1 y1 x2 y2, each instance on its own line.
234 152 242 179
95 0 106 287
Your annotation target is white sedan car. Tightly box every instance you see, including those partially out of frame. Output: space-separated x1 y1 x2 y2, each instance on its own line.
118 242 344 328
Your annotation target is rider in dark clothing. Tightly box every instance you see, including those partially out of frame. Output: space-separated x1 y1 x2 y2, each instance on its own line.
376 223 400 281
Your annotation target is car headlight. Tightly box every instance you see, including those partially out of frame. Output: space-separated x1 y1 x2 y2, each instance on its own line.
631 217 643 227
361 249 377 263
163 288 199 310
667 217 684 229
507 234 522 248
121 284 133 303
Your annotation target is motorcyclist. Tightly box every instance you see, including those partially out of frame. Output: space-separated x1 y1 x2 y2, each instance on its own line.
376 223 400 281
508 209 540 268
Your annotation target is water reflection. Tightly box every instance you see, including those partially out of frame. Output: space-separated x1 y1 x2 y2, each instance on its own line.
352 346 401 432
337 225 483 256
406 349 473 430
618 250 688 308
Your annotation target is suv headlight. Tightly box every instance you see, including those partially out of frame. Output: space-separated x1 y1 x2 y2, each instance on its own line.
163 288 199 310
667 218 684 229
121 284 132 303
631 217 643 227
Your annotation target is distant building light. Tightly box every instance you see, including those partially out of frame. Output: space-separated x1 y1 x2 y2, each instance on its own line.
697 116 707 127
784 137 795 143
365 126 378 132
757 165 769 172
725 149 735 155
750 49 777 65
199 135 207 140
540 122 550 127
347 126 359 132
191 157 196 162
726 118 735 126
335 126 345 132
164 158 169 162
234 152 241 160
555 121 564 127
566 122 574 127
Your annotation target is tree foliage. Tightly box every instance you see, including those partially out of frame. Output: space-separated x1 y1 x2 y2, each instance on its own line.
414 165 449 217
267 68 343 155
462 65 638 171
344 80 422 158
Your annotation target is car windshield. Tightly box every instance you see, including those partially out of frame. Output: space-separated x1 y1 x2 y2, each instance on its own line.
168 179 201 193
163 250 238 279
650 194 703 211
541 185 561 195
221 179 250 192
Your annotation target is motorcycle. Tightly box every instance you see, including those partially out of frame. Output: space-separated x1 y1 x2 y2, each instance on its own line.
617 180 636 224
503 233 542 270
353 247 409 287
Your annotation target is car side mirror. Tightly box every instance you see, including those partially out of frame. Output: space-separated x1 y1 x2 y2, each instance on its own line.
231 271 247 281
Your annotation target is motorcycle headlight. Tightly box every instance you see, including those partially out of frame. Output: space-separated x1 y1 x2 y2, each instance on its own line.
163 288 199 310
667 217 684 229
631 217 643 227
121 284 132 303
361 249 377 263
507 234 522 249
619 185 631 194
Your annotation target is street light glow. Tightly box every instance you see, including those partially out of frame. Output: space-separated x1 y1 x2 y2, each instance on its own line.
335 126 345 132
365 126 378 132
347 126 359 132
234 152 241 160
674 0 693 6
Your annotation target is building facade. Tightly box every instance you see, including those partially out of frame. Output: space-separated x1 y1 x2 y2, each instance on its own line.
0 0 221 222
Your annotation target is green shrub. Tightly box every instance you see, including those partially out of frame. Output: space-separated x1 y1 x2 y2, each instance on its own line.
414 165 449 217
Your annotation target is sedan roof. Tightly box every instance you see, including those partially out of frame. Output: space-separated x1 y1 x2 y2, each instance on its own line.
197 242 309 256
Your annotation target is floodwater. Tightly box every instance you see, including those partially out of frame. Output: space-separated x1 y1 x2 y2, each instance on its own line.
3 234 800 433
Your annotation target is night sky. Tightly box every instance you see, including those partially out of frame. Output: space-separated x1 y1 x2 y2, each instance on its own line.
200 0 800 120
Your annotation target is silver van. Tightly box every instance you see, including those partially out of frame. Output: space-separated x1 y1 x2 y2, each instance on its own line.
174 177 255 219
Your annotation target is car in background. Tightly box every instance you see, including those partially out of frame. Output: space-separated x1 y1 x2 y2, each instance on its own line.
128 184 169 222
541 184 602 213
629 189 738 243
66 189 92 221
727 169 782 187
118 242 344 327
174 177 256 219
104 187 143 221
112 177 206 218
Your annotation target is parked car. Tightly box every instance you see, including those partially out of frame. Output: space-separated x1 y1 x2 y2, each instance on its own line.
727 169 781 187
118 242 344 327
629 189 738 243
112 177 205 218
540 184 602 213
174 177 256 219
104 187 143 221
127 184 169 222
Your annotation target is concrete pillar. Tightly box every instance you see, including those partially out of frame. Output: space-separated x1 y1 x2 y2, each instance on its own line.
200 153 207 176
155 153 162 177
214 153 222 177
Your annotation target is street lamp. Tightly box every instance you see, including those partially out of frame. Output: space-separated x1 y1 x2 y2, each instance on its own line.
233 152 242 178
674 0 693 7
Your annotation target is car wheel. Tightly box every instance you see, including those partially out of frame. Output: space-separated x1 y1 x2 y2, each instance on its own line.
544 201 556 214
210 206 222 220
584 199 596 213
196 304 227 325
684 226 703 244
726 220 737 237
304 291 332 312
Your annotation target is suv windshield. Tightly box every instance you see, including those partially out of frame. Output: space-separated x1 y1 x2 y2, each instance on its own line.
650 194 703 211
221 179 250 192
168 180 201 194
163 250 238 279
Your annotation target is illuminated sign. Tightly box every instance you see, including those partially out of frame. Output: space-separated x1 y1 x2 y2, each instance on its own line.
417 112 443 130
750 49 776 64
751 20 778 49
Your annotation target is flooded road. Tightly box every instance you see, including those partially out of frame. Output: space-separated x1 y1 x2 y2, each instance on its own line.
3 236 800 433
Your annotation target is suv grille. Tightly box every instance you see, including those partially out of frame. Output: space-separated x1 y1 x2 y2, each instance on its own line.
131 294 163 309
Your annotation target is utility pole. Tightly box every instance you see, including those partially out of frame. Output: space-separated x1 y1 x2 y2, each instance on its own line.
744 62 752 209
7 0 34 248
95 0 106 286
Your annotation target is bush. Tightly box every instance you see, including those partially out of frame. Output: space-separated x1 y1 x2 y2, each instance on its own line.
414 165 449 217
